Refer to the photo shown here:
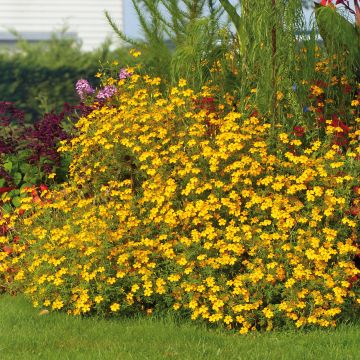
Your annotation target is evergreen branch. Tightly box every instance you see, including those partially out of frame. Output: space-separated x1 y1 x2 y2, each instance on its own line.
131 0 157 42
160 0 188 37
105 11 142 47
141 0 178 42
218 0 242 31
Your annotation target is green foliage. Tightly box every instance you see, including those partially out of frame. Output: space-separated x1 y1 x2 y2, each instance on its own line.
106 0 225 88
113 0 358 127
220 0 360 121
171 18 224 90
315 5 360 77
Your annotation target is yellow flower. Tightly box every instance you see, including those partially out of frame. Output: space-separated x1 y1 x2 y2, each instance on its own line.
94 295 104 304
130 49 141 57
276 91 284 101
262 307 274 319
178 79 187 87
239 327 249 334
310 85 324 96
52 299 64 310
224 315 233 324
168 274 181 282
110 303 120 312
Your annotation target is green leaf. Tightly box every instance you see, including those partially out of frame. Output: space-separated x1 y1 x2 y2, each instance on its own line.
0 178 5 187
19 163 32 174
13 172 22 186
7 189 19 197
1 203 13 214
24 172 38 184
12 196 21 208
3 161 12 172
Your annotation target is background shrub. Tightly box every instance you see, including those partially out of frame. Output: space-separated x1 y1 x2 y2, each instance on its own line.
0 34 131 119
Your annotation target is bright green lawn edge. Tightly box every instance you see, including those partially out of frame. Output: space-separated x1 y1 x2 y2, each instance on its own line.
0 295 359 360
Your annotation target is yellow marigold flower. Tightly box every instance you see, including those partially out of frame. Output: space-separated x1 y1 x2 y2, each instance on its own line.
224 315 233 324
276 91 284 101
295 318 306 328
110 303 120 312
178 79 187 87
94 295 104 304
262 307 274 319
310 85 324 96
52 299 64 310
130 49 141 57
239 327 249 334
107 277 116 285
285 278 296 288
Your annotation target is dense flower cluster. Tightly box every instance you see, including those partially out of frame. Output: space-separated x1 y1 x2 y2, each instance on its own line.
1 73 359 332
75 79 95 100
96 85 117 100
119 68 133 80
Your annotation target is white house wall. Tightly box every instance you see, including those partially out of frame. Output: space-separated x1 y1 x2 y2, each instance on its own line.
0 0 123 50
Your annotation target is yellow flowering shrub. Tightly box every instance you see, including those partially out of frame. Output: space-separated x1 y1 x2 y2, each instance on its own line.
1 74 359 332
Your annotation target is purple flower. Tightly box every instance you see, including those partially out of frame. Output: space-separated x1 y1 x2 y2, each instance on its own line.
96 85 117 100
75 79 95 100
119 68 133 80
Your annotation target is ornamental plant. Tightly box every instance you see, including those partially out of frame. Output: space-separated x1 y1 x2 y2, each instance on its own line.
0 102 92 200
0 101 93 292
2 71 359 332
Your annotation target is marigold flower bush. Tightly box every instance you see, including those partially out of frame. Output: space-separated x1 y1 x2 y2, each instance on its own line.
1 71 359 333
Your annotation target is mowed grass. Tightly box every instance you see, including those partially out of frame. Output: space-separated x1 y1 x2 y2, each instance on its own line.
0 295 359 360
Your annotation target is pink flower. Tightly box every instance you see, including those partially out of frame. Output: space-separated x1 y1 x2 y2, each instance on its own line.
119 68 133 80
75 79 95 99
96 85 117 100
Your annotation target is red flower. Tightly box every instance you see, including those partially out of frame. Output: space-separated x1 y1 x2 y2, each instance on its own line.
331 118 350 133
39 184 48 192
293 126 305 137
2 245 12 255
0 187 15 194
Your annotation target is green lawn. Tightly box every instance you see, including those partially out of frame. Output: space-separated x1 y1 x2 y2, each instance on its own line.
0 295 359 360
